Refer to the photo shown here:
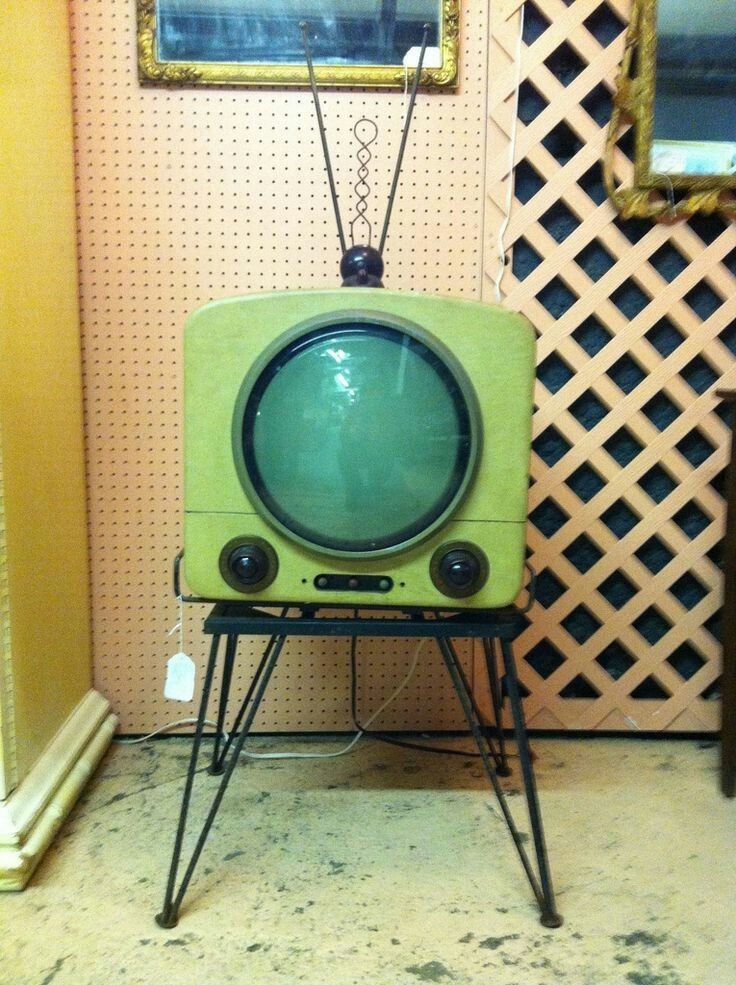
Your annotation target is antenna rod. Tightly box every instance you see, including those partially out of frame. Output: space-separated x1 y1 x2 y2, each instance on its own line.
300 21 347 255
378 23 430 256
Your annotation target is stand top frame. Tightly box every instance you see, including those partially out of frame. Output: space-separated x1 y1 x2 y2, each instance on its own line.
202 603 526 640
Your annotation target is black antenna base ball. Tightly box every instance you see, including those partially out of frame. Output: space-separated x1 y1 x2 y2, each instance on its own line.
340 244 384 288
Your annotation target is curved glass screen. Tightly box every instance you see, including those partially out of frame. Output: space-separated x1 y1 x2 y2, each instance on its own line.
239 321 478 555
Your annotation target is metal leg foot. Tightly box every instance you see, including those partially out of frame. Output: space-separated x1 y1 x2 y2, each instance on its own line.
154 907 179 929
540 911 564 929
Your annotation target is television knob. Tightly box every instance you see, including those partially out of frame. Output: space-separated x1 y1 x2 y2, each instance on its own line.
430 542 489 599
442 552 481 589
229 546 268 585
219 537 278 592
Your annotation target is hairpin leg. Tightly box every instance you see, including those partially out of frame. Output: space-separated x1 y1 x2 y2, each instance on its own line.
500 637 563 928
156 631 222 927
436 635 562 928
446 637 508 776
481 637 511 776
210 631 283 775
156 632 286 928
209 633 237 774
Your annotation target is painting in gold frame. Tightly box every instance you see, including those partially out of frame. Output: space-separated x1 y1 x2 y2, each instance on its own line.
605 0 736 219
137 0 459 89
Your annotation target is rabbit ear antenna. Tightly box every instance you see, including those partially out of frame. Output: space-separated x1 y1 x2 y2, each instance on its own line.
378 22 430 256
301 21 431 285
300 21 347 255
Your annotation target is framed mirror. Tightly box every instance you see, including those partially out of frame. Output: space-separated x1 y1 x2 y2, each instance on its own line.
605 0 736 219
137 0 459 88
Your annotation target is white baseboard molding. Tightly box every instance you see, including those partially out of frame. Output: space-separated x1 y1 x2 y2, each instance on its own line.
0 689 117 890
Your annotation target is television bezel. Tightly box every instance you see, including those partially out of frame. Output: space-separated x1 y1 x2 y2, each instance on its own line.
229 308 483 560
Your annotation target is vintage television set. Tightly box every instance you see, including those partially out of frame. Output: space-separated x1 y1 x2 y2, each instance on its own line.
157 34 565 936
181 31 536 612
183 287 535 609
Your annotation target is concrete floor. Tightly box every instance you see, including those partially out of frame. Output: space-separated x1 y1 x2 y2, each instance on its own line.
0 734 733 985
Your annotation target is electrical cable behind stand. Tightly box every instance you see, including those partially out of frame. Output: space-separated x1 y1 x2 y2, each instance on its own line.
348 628 513 761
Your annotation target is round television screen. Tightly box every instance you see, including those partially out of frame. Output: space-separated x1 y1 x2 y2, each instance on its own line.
237 319 480 556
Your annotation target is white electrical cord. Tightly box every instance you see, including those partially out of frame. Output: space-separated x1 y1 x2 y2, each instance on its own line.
168 595 184 652
117 637 427 760
240 636 428 760
115 718 227 745
493 1 525 304
653 171 675 212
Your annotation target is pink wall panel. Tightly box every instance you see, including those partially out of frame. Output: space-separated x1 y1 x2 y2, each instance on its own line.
70 0 490 733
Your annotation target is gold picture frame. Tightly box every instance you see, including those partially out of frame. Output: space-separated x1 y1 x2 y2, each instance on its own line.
604 0 736 220
137 0 459 89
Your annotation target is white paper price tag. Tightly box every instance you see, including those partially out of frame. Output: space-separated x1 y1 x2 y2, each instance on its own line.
164 651 195 702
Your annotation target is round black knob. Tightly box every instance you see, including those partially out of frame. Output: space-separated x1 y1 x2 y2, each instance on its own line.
229 545 269 585
440 551 480 588
219 537 278 593
440 550 481 589
430 542 489 599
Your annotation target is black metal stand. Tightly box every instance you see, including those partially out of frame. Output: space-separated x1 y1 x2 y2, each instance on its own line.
155 604 563 929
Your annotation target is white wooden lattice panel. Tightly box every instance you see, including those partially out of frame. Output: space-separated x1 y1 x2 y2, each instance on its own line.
484 0 736 731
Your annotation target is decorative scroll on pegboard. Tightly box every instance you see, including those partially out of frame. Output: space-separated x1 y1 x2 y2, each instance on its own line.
485 0 736 730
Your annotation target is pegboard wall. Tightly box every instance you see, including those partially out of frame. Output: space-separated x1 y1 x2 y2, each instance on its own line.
69 0 487 734
69 0 735 735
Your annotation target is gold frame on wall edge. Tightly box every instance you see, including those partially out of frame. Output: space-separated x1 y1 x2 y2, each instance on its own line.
604 0 736 221
137 0 459 89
